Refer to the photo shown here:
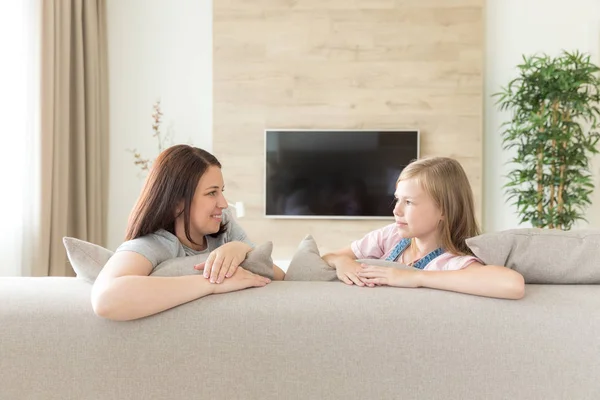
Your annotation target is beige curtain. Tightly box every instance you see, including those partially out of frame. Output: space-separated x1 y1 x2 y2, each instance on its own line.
37 0 108 276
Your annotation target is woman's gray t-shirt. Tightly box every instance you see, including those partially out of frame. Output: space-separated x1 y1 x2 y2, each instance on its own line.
115 208 253 268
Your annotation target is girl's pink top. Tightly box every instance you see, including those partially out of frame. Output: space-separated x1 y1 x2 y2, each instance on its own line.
350 223 481 271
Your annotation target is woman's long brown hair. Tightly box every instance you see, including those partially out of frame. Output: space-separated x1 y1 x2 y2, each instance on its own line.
124 145 225 245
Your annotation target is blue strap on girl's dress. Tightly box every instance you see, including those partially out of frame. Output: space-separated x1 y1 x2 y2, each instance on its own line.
411 247 444 270
385 238 411 263
385 238 444 270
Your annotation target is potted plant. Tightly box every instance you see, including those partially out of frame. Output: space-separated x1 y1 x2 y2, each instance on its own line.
495 50 600 230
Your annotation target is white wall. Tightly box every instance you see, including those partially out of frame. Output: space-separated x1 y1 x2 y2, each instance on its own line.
484 0 600 232
106 0 212 250
104 0 600 251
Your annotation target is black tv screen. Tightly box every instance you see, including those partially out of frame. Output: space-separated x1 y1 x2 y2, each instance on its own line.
265 129 420 218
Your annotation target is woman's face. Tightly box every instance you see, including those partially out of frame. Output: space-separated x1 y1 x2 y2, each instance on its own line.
176 166 228 242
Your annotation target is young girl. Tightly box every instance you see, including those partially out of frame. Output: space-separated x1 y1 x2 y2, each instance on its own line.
92 145 285 321
322 157 525 300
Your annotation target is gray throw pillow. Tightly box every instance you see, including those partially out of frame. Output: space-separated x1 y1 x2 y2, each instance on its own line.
63 237 274 283
465 228 600 284
150 253 208 278
151 244 274 280
284 235 415 281
284 235 337 281
62 237 113 283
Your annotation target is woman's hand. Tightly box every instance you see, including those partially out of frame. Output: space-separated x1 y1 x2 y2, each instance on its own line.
210 267 271 294
357 264 422 288
194 241 252 284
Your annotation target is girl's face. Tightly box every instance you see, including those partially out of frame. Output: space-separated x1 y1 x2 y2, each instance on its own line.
393 178 443 241
176 166 228 241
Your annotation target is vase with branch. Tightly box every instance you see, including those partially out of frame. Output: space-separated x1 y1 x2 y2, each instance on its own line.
128 100 173 174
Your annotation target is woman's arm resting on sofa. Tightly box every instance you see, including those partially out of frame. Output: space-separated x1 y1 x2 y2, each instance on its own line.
273 264 286 281
91 251 216 321
92 251 271 321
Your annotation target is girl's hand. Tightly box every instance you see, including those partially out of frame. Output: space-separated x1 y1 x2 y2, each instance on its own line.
194 241 252 284
336 260 367 287
210 267 271 294
357 264 422 288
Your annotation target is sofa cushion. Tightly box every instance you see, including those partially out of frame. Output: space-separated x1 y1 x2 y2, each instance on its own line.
2 277 600 400
284 235 416 281
465 228 600 284
63 237 274 282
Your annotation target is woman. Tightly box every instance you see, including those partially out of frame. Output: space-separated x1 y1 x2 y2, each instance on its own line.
92 145 285 321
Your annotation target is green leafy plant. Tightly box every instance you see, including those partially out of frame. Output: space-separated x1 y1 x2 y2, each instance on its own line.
495 50 600 230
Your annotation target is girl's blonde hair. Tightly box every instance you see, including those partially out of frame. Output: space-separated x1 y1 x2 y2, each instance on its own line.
398 157 480 255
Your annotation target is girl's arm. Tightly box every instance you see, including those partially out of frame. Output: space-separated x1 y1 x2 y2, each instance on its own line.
92 251 270 321
358 263 525 300
322 246 357 268
417 263 525 299
322 247 366 286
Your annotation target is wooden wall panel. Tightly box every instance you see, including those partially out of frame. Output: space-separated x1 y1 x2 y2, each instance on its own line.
214 0 484 258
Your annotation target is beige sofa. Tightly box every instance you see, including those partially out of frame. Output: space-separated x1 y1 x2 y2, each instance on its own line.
1 277 600 400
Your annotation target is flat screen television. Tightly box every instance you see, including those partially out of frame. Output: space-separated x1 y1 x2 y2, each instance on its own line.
265 129 420 219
